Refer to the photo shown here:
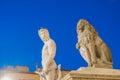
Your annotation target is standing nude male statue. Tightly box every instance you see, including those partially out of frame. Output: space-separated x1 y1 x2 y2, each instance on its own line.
38 28 56 80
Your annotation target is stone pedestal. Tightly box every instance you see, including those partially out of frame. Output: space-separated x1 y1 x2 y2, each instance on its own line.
92 63 113 69
62 67 120 80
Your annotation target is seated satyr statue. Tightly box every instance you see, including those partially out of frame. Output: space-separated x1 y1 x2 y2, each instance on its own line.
76 19 113 68
38 28 57 80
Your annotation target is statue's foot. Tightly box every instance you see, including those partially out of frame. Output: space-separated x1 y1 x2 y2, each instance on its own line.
88 63 93 67
103 61 112 65
92 61 97 64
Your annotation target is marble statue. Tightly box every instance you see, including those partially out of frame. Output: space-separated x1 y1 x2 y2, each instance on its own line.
38 28 57 80
38 28 62 80
76 19 113 68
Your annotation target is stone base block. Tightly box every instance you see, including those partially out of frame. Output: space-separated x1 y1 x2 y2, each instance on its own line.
62 67 120 80
93 63 113 69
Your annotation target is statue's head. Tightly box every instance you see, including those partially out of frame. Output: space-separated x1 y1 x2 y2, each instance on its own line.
77 19 89 34
77 19 97 34
38 28 50 42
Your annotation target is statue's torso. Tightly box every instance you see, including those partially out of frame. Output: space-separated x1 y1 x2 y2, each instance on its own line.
42 39 56 70
78 29 95 45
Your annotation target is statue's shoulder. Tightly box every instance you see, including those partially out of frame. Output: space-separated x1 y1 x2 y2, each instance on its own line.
48 39 56 46
49 39 55 43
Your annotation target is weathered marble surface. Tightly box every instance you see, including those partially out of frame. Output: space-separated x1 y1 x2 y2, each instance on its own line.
38 28 62 80
76 19 113 68
38 28 57 80
62 67 120 80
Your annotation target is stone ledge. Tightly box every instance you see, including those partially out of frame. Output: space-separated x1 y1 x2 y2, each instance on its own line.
62 67 120 80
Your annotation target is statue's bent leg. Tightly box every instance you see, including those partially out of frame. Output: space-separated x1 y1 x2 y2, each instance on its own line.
46 69 56 80
80 47 92 66
88 43 97 64
100 44 112 64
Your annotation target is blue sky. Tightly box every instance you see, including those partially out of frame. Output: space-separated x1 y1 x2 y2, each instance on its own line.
0 0 120 72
